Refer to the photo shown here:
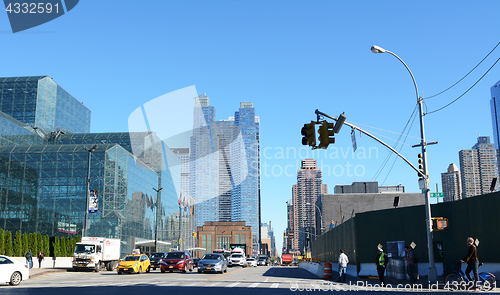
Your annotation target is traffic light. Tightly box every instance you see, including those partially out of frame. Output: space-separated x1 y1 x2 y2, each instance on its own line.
417 153 424 179
301 121 317 147
333 113 346 134
317 120 335 149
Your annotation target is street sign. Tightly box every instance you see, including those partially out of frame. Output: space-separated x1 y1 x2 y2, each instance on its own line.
430 193 444 198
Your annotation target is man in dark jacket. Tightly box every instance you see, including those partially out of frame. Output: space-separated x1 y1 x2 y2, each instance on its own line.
376 248 388 286
461 237 479 285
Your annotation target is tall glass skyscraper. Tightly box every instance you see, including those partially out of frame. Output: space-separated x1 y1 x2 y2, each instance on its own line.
490 79 500 173
190 95 261 254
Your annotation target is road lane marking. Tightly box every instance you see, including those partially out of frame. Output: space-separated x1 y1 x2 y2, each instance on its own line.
205 267 246 281
264 278 269 282
226 282 241 288
271 283 279 288
210 282 220 286
248 283 260 288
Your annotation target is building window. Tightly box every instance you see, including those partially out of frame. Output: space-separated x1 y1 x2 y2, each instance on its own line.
235 234 240 244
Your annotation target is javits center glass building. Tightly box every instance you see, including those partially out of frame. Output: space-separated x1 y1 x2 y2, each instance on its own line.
0 76 184 256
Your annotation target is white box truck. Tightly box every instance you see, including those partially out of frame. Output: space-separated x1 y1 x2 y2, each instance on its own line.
72 237 121 272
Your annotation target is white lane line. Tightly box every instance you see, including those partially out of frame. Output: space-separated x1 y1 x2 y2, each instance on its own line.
226 282 241 288
271 283 279 288
264 278 269 282
248 283 260 288
210 282 220 286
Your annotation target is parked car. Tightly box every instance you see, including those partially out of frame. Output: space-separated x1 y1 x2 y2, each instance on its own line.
160 251 194 273
246 257 257 267
193 258 200 268
149 252 167 270
258 258 268 266
0 255 29 286
117 254 151 274
197 253 228 274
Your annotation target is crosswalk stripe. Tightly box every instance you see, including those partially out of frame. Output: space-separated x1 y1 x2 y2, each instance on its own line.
271 283 279 288
248 283 260 288
226 282 240 288
210 282 220 286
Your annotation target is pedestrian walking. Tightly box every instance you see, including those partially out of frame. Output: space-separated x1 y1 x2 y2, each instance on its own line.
337 249 349 283
461 237 479 287
375 248 388 286
25 248 33 269
404 246 416 282
37 251 45 268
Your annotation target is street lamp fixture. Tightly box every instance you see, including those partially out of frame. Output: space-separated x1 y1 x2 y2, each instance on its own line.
153 187 163 251
306 202 324 234
83 144 98 237
371 45 437 282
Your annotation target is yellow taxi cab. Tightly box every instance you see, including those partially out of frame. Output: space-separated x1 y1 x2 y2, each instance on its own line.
117 254 151 274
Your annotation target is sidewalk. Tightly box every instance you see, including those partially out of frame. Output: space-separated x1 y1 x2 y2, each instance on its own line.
28 266 71 279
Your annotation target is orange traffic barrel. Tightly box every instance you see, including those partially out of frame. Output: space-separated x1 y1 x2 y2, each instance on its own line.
323 262 333 279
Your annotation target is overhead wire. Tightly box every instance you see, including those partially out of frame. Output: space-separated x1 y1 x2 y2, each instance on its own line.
425 41 500 99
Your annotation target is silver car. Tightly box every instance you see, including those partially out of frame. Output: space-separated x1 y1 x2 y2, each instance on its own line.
197 253 228 274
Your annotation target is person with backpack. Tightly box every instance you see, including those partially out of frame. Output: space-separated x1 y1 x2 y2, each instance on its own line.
25 249 33 269
404 246 416 282
37 251 45 268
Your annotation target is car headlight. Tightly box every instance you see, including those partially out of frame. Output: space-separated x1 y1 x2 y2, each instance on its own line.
176 261 184 265
90 258 94 261
133 263 139 266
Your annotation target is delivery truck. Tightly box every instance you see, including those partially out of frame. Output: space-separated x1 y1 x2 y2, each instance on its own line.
72 237 121 272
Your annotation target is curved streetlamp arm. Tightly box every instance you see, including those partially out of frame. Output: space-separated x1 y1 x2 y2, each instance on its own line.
384 50 420 103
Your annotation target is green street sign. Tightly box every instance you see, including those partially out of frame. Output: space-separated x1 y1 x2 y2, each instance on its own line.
430 193 444 198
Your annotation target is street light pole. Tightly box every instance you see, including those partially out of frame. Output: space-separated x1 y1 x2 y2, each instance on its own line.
371 45 437 282
83 145 98 238
306 202 324 235
153 187 163 252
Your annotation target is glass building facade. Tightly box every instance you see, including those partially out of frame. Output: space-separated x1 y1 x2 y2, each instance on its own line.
190 96 261 254
0 76 186 257
0 76 91 134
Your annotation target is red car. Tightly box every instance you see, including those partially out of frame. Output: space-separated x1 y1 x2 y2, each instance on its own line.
160 251 194 273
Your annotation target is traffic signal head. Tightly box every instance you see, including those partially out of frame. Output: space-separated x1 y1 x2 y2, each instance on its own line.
333 113 346 134
301 122 317 147
417 153 425 179
317 120 335 149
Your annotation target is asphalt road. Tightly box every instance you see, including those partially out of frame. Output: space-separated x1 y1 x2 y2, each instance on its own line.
0 265 474 294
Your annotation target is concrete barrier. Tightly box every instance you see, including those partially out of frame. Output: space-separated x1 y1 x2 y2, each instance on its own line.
299 261 358 279
10 257 73 268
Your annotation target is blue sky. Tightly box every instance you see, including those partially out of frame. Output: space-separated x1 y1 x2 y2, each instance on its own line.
2 0 500 254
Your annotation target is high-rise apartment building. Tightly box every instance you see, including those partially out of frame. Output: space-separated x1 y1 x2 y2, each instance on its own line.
441 163 462 202
459 136 498 199
190 95 260 254
490 79 500 172
291 159 327 252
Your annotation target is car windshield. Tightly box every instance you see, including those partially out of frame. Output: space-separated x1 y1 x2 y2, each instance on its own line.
165 252 184 259
247 258 255 261
232 254 243 258
202 254 221 260
74 244 95 254
150 253 164 258
123 256 140 261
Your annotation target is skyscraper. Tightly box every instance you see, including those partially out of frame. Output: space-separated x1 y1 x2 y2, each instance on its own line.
441 163 462 202
490 79 500 172
459 136 498 199
291 159 327 252
190 95 260 254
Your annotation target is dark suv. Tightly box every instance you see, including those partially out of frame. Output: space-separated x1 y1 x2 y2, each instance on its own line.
149 252 168 270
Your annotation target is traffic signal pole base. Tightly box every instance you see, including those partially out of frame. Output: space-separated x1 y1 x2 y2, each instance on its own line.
428 267 437 282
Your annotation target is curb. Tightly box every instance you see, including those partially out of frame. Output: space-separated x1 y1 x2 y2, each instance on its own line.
29 268 69 279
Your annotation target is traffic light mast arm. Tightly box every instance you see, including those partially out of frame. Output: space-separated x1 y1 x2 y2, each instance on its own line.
315 109 425 179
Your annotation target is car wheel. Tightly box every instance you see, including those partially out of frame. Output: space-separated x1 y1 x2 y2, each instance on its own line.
146 266 150 273
198 269 202 273
118 270 123 275
161 268 165 273
224 268 227 273
9 271 22 286
137 266 142 274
